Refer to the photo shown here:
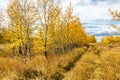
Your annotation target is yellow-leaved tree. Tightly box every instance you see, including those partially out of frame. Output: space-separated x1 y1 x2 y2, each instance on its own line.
0 10 5 43
101 9 120 44
34 1 93 57
5 0 96 60
6 0 37 62
36 0 62 58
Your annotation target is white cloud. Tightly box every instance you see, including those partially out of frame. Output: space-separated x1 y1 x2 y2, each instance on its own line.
61 0 120 41
0 0 8 9
62 0 120 22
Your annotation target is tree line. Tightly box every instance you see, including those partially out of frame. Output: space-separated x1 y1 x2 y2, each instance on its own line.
0 0 96 62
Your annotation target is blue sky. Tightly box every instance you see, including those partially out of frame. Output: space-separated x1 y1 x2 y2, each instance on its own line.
1 0 120 41
0 0 7 9
62 0 120 41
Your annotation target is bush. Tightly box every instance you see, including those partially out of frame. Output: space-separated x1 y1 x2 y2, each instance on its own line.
101 36 120 44
87 35 97 43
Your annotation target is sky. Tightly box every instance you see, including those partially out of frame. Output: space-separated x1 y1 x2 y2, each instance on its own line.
62 0 120 41
0 0 120 41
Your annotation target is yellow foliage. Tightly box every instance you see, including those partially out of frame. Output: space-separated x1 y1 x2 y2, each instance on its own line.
87 35 97 44
101 36 120 44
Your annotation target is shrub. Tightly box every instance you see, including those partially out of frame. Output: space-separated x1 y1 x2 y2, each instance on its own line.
101 36 120 44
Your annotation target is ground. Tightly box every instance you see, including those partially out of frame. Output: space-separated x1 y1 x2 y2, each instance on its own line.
0 42 120 80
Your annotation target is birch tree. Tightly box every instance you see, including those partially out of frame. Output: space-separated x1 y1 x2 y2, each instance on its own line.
7 0 37 62
36 0 60 58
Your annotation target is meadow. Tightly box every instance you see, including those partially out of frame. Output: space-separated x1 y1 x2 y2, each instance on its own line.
0 0 120 80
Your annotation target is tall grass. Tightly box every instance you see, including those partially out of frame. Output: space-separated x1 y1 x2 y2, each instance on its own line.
64 46 120 80
1 43 120 80
0 46 87 80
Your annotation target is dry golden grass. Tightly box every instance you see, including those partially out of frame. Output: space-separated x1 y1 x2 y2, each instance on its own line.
0 46 87 80
64 53 99 80
64 43 120 80
1 43 120 80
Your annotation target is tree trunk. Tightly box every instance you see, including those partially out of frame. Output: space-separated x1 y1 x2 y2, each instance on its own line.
44 37 48 59
19 46 22 55
27 42 31 61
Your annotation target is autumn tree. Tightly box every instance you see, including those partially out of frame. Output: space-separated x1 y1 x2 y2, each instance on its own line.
34 0 92 56
0 10 3 27
109 9 120 21
87 35 96 44
101 36 120 44
63 3 74 50
108 9 120 32
0 10 4 43
36 0 62 58
101 9 120 44
6 0 37 62
62 3 88 50
5 0 96 60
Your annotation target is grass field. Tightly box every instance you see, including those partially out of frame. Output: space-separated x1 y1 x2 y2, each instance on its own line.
0 42 120 80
